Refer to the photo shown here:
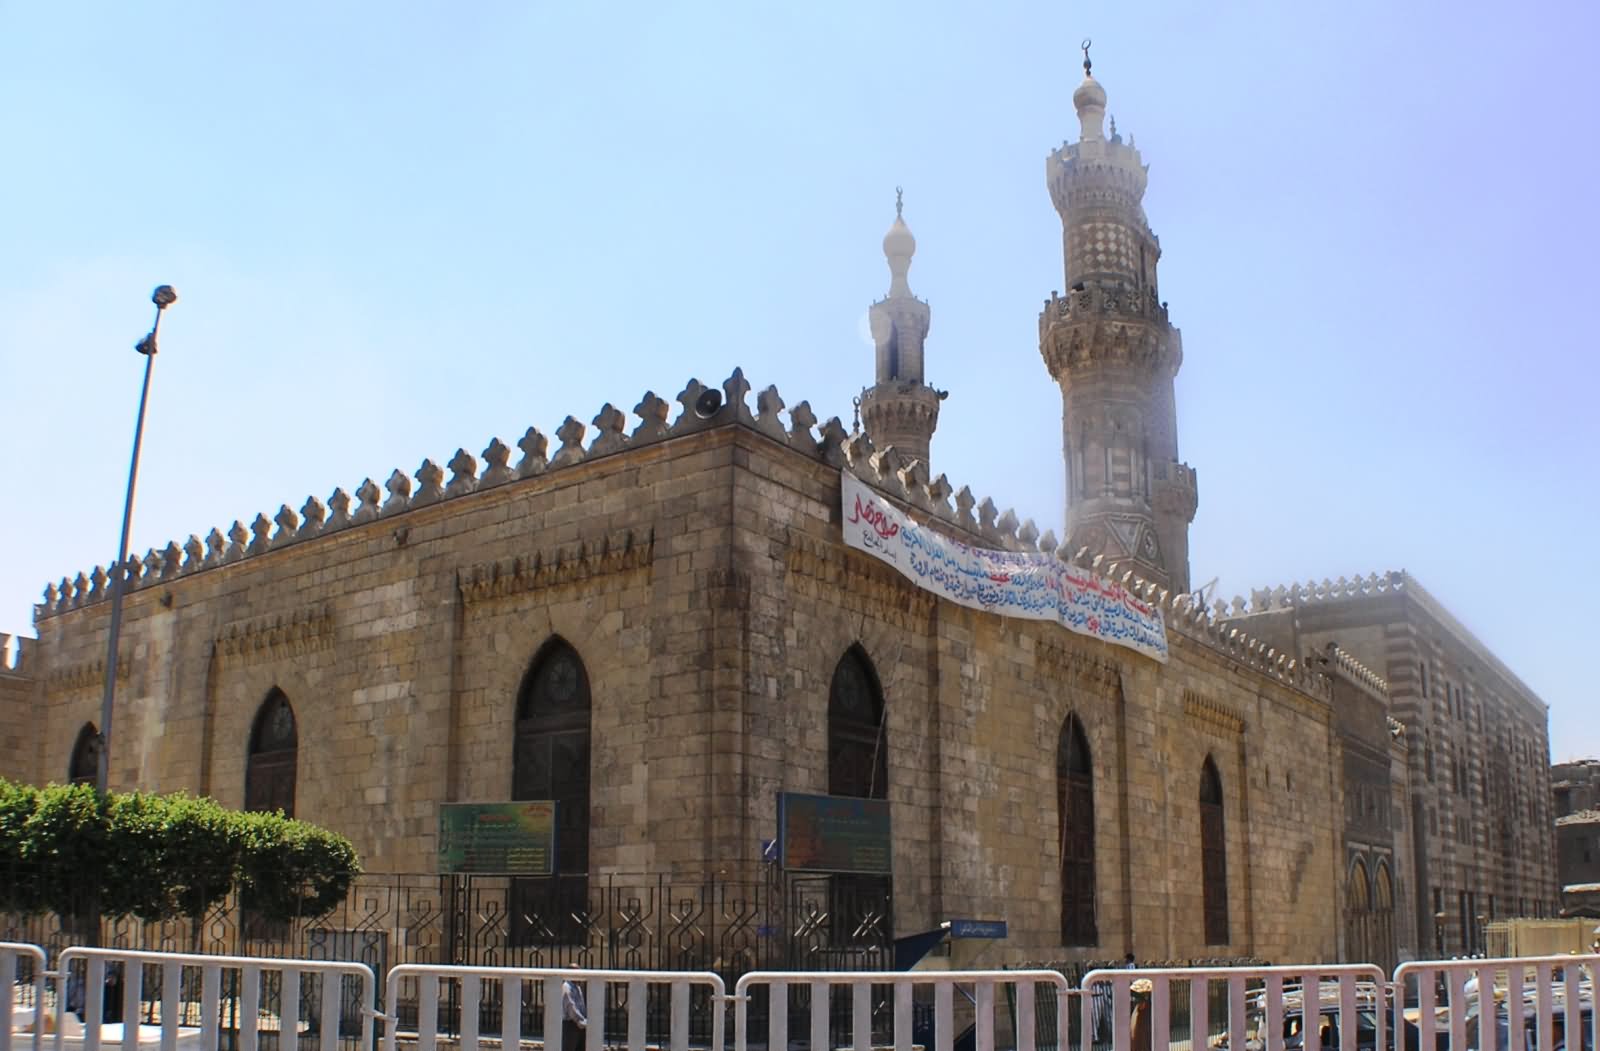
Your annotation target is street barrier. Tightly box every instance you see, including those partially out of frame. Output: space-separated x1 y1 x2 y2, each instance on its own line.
1081 962 1386 1051
734 968 1071 1051
52 946 374 1051
1394 954 1597 1051
382 963 727 1051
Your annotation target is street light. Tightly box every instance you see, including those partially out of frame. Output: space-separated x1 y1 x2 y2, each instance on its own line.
96 285 177 796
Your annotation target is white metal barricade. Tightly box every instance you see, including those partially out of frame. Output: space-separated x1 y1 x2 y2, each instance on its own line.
1082 963 1386 1051
733 968 1071 1051
53 946 375 1051
382 964 727 1051
1 942 47 1051
1394 954 1597 1051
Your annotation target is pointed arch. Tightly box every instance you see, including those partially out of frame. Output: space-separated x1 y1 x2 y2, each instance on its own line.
828 645 887 800
1199 755 1230 945
1057 712 1097 946
511 637 592 945
245 690 297 816
69 723 100 786
1346 857 1372 965
1372 860 1396 971
826 645 892 951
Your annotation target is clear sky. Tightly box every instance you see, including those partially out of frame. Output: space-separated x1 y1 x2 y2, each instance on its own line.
2 2 1595 760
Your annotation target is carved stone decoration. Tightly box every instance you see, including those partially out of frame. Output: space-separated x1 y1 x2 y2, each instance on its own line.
1038 528 1058 554
898 459 931 509
205 528 227 566
89 566 108 600
298 497 327 539
382 470 414 515
867 446 903 494
43 582 58 609
445 449 478 497
977 497 999 535
955 486 977 529
722 367 755 425
55 577 71 612
589 404 629 456
479 438 513 488
1018 519 1040 549
787 400 818 451
631 392 671 445
928 474 954 518
817 417 849 467
182 535 204 572
248 514 273 555
996 508 1020 543
225 522 248 562
139 549 161 586
353 479 382 524
550 416 588 468
516 428 549 478
411 460 445 507
327 488 354 530
160 541 183 577
271 505 299 548
670 378 715 436
754 385 788 442
843 430 875 471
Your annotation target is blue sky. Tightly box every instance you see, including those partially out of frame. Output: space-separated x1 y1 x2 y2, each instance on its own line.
2 2 1595 760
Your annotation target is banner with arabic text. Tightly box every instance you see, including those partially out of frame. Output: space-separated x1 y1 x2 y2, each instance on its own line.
841 472 1168 663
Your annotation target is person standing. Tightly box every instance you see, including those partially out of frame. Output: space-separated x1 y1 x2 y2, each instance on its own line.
561 979 588 1051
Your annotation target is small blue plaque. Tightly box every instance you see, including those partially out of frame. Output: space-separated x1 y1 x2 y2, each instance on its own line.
949 919 1007 939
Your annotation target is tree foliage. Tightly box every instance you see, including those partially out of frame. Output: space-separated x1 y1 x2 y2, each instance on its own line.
0 780 361 923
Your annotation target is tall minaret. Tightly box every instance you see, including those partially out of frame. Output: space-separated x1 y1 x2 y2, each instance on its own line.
860 189 943 468
1039 44 1197 592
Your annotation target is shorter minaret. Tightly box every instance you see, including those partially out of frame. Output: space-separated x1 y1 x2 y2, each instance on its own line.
859 189 943 468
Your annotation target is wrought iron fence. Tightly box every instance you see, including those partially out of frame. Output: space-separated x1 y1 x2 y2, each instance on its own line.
0 865 893 1047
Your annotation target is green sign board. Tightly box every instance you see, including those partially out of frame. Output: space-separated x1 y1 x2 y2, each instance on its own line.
438 801 556 875
778 792 892 874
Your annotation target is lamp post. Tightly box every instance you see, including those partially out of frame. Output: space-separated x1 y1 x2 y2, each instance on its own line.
96 285 177 797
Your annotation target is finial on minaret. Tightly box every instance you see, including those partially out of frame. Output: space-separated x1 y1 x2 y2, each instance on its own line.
882 189 916 298
1072 38 1108 142
851 394 862 434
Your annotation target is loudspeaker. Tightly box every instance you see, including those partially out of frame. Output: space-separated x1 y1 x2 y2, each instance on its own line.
693 388 723 419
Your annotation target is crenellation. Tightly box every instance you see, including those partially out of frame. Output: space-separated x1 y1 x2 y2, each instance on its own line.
753 385 788 443
413 459 445 506
479 438 513 488
248 514 273 555
551 416 588 468
786 400 817 451
226 521 248 561
205 527 226 566
589 404 629 456
271 506 299 549
631 393 672 445
445 450 478 498
515 428 549 476
381 469 412 515
89 566 108 601
297 499 326 541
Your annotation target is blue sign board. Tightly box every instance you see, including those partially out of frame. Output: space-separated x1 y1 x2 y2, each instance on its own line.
949 919 1007 939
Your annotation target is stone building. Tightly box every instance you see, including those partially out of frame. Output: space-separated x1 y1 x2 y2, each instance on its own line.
0 54 1553 971
1224 574 1559 958
1553 759 1600 915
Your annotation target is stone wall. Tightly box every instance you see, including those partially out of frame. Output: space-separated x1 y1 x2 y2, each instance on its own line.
20 381 1345 964
0 634 38 784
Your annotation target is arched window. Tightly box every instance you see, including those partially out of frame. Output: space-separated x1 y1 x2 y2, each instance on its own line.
69 723 100 786
1346 858 1371 964
1373 862 1396 972
826 646 891 952
512 639 592 945
829 646 887 800
1057 713 1097 946
1199 756 1230 945
245 690 297 816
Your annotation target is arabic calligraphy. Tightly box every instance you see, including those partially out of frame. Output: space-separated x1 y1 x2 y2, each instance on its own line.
840 473 1169 663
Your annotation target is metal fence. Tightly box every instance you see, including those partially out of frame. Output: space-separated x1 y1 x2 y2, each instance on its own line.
383 964 726 1051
